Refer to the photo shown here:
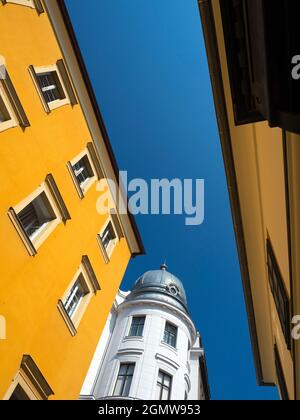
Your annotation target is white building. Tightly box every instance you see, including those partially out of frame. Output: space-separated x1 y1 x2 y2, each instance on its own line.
80 264 210 400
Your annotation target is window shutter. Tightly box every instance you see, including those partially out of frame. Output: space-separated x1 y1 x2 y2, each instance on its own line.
57 300 77 337
1 67 30 128
56 60 78 106
21 355 54 400
45 174 71 223
81 255 101 293
7 207 37 256
87 142 104 180
110 210 124 239
97 234 109 264
266 239 291 349
33 0 44 14
67 161 84 199
28 65 50 113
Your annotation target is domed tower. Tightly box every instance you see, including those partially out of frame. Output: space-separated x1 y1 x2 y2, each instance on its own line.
80 265 210 400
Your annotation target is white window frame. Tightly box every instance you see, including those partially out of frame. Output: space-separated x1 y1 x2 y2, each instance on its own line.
162 321 178 349
3 371 41 400
9 182 62 253
151 361 177 401
127 315 146 338
0 82 18 133
29 64 70 111
68 148 97 197
97 216 119 262
58 264 95 333
112 362 135 398
5 0 36 8
63 274 89 320
155 370 173 401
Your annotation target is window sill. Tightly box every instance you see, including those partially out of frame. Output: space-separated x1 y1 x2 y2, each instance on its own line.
31 218 61 250
106 240 117 260
0 119 18 133
123 336 144 343
160 341 178 354
48 98 70 111
3 0 36 9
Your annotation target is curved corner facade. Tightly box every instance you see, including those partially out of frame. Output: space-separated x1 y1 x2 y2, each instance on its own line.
80 267 210 400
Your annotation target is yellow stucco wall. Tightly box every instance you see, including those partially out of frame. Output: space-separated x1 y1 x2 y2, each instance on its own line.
0 4 132 399
211 0 295 399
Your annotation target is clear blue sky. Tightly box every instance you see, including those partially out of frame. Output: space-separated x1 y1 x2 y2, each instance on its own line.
65 0 279 400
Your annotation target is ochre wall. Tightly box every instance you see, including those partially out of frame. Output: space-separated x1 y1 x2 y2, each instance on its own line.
0 3 131 399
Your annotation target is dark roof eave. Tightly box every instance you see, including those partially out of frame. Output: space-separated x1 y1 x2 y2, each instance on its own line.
57 0 145 256
199 353 211 400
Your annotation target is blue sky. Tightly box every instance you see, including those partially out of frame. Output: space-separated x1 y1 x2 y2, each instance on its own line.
65 0 279 400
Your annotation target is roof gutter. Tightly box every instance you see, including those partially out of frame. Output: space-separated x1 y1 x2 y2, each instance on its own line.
199 353 211 400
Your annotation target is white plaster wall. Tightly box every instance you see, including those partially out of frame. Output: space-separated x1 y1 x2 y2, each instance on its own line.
91 300 201 400
80 288 208 401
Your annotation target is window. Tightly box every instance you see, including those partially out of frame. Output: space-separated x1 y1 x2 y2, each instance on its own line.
63 275 89 319
0 62 29 132
29 61 77 112
36 71 65 104
129 316 145 337
274 343 289 400
101 221 116 250
219 0 266 126
8 177 69 256
266 239 291 348
57 256 100 336
17 192 56 241
113 363 135 397
73 155 94 190
4 355 53 400
156 371 172 400
163 322 177 348
67 148 97 198
97 218 119 263
9 384 31 400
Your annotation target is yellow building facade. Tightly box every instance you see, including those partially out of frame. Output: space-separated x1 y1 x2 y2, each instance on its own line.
0 0 144 400
199 0 300 400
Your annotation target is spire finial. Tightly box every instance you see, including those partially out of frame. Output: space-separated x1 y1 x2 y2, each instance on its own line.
160 260 168 271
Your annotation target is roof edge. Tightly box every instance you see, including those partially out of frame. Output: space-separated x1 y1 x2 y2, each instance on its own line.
199 353 211 400
55 0 145 256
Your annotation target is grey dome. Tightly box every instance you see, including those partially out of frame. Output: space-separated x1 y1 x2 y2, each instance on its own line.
126 265 189 314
